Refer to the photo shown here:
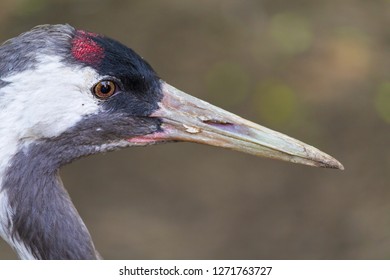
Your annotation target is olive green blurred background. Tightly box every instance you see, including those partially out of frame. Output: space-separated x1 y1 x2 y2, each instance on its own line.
0 0 389 259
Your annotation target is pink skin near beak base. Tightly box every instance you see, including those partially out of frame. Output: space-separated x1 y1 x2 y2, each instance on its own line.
128 132 168 144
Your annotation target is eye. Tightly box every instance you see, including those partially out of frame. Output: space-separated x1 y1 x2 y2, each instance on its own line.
93 80 117 99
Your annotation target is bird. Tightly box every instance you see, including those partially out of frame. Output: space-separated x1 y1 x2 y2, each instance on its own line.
0 24 343 260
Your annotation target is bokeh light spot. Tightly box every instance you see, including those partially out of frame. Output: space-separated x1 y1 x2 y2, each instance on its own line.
205 62 250 108
253 80 299 126
374 82 390 123
269 12 313 55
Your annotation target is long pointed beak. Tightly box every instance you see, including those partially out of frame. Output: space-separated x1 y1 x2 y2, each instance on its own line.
135 82 343 169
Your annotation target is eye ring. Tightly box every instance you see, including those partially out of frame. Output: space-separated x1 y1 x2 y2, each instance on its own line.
93 80 117 99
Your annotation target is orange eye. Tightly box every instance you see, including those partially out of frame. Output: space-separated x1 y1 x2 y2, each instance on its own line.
93 80 116 99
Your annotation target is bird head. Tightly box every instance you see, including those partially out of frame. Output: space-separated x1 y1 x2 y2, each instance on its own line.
0 24 343 170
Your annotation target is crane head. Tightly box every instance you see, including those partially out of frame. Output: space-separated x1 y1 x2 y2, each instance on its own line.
0 24 343 170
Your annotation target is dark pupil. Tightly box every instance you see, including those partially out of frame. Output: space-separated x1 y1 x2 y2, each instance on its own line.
100 82 111 94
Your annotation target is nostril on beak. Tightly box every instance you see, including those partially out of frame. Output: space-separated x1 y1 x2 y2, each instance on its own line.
201 119 245 134
202 119 234 127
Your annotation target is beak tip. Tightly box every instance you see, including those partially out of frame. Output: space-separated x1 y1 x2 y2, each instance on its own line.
317 156 344 170
330 159 345 170
300 146 344 170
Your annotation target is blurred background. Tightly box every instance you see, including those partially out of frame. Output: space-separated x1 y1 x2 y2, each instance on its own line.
0 0 389 259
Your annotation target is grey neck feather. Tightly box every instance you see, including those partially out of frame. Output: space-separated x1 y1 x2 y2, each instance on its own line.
3 142 99 259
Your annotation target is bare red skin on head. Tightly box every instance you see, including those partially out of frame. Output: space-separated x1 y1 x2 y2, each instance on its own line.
71 30 104 65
